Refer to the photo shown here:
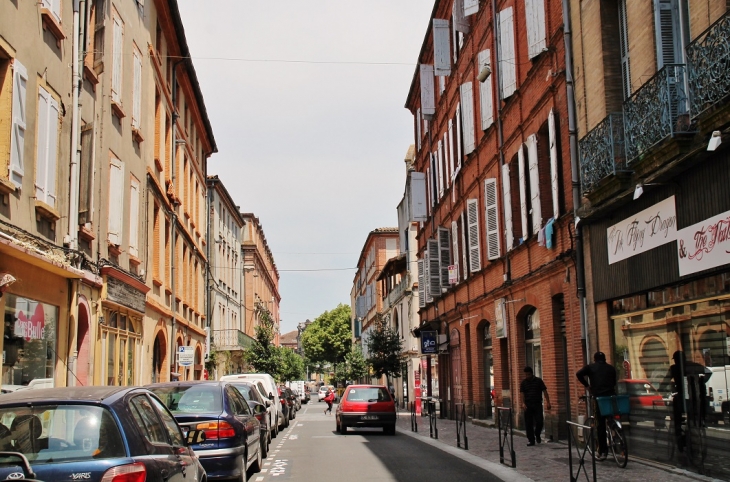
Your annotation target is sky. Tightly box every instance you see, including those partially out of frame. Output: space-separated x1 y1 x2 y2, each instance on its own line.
177 2 435 335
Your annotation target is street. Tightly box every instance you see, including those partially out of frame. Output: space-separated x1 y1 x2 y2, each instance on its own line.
249 403 504 482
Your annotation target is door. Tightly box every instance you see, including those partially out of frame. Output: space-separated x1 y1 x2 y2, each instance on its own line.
150 396 199 482
450 329 463 406
226 386 258 468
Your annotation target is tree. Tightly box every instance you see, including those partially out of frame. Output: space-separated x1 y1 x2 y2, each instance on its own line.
243 305 282 377
279 347 306 382
335 345 369 383
300 304 352 368
365 315 406 380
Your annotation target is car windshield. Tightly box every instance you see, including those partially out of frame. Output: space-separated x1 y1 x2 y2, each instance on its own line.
0 404 125 463
346 388 391 402
232 384 255 402
150 386 222 413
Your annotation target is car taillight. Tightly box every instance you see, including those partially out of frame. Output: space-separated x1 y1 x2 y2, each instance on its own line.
100 463 146 482
195 420 236 439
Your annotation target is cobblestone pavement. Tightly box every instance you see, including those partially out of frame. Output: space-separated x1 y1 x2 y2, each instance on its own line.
395 410 723 482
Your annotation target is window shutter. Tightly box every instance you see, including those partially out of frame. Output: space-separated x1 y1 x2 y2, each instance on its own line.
653 0 681 69
464 0 479 16
10 60 27 188
460 83 476 155
112 15 123 103
517 145 529 238
35 89 49 205
455 103 463 171
478 50 494 130
453 0 470 33
428 238 441 297
448 119 455 181
45 96 59 207
442 132 450 188
133 50 142 128
466 198 481 273
460 212 468 280
548 109 560 220
526 134 542 234
423 250 433 303
525 0 547 58
129 177 140 256
79 123 95 225
420 64 436 118
433 19 451 76
502 163 514 251
438 227 451 288
108 158 124 245
484 178 500 260
618 0 631 99
437 141 443 197
426 166 432 212
410 171 427 222
416 108 421 151
451 220 459 284
418 259 426 308
498 7 517 98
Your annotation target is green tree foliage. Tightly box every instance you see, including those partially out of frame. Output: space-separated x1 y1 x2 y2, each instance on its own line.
365 315 406 380
300 304 352 367
243 306 282 377
335 345 369 382
279 347 306 382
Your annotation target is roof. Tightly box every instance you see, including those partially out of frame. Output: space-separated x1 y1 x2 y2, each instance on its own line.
279 330 298 345
355 227 400 270
0 386 132 404
376 253 407 281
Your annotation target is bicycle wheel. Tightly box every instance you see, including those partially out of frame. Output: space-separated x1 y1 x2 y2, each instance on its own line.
583 417 597 457
608 423 628 468
666 420 675 461
686 425 707 468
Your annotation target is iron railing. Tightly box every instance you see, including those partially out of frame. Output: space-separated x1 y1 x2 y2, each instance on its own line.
422 397 439 439
455 403 468 450
567 420 596 482
624 64 693 163
211 329 254 350
687 12 730 118
410 400 418 432
497 407 516 468
579 113 627 193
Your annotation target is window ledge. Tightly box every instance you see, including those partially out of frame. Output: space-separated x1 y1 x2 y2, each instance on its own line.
83 59 99 88
35 200 60 221
0 178 16 195
153 277 163 287
154 157 163 173
79 224 95 241
108 242 122 257
129 255 141 266
184 211 190 220
132 127 144 143
111 99 126 119
41 9 65 47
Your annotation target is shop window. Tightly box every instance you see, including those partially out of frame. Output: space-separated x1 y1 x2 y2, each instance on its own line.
101 310 139 386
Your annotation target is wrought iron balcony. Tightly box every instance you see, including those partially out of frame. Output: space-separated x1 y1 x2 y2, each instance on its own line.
211 329 254 351
579 113 627 193
687 12 730 118
624 64 693 164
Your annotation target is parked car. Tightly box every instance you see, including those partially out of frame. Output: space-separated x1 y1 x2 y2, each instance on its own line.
230 380 271 458
336 384 397 435
282 386 299 416
148 380 262 480
291 389 302 411
220 373 285 434
318 385 329 402
0 386 205 482
277 386 292 424
617 378 665 425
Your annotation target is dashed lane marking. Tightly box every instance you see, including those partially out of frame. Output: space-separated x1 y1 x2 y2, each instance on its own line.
270 459 288 477
255 477 264 481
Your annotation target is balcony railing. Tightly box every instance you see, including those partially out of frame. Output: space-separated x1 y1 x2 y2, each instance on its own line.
212 329 254 351
687 12 730 118
624 64 693 163
382 275 409 311
579 113 627 193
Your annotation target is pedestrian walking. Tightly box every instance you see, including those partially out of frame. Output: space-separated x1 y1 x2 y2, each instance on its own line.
576 351 617 461
324 388 335 415
520 366 551 446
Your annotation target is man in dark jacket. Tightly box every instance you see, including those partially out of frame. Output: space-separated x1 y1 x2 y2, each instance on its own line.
520 366 551 446
576 352 617 460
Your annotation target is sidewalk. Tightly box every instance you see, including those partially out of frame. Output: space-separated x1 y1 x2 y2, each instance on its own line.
395 410 720 482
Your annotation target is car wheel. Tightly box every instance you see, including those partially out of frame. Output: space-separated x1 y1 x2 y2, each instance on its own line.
340 423 347 434
384 424 396 435
250 442 262 473
260 433 268 459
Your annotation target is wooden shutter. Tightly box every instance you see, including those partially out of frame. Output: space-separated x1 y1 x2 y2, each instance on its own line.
418 259 426 308
460 212 468 280
416 108 421 151
35 88 49 204
428 238 441 297
618 0 631 99
527 134 542 234
10 60 27 188
525 0 547 59
455 103 463 171
433 19 451 76
451 221 459 284
498 7 517 98
410 171 427 222
112 15 123 103
420 64 436 117
129 177 140 256
426 166 432 212
460 83 475 155
108 158 124 245
438 228 451 288
453 0 470 34
466 198 481 273
484 178 500 260
654 0 682 69
517 145 529 238
437 141 443 197
548 109 560 220
448 119 455 180
42 0 61 20
464 0 479 16
502 163 514 251
133 50 142 128
478 50 494 130
443 132 450 188
46 96 59 208
79 123 95 225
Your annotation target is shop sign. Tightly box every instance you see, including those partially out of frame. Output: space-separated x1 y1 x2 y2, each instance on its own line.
107 276 146 313
607 196 677 264
677 208 730 276
14 303 46 341
448 265 457 284
421 331 438 355
495 298 507 339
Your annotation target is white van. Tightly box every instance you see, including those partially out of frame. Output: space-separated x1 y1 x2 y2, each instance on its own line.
707 365 730 422
220 373 285 432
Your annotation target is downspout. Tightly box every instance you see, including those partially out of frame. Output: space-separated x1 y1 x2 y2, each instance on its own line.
561 0 589 362
205 182 212 377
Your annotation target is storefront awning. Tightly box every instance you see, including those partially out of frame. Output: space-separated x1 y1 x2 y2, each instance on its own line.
0 236 83 279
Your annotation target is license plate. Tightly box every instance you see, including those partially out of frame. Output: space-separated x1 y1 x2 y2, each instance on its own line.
362 415 379 420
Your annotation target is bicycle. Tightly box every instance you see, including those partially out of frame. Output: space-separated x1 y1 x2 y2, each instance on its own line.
665 394 707 469
579 394 629 468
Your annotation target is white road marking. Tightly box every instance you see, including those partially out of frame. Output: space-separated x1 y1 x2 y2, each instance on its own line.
270 459 288 477
289 434 298 440
261 469 268 473
255 477 264 481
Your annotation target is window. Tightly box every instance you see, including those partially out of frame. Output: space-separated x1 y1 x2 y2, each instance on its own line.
548 109 561 220
438 227 451 289
451 220 460 284
102 311 139 386
460 83 475 154
111 11 123 105
502 163 514 251
525 0 547 59
130 395 169 445
498 7 517 98
454 104 463 173
618 0 631 99
478 50 494 131
35 86 60 208
132 46 142 129
420 64 436 118
107 157 124 245
525 308 542 377
484 178 500 260
129 176 140 257
653 0 687 69
466 198 481 273
79 123 94 225
433 19 451 76
41 0 61 21
9 59 27 188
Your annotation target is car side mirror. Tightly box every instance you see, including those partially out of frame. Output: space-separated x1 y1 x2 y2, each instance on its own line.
186 429 206 445
268 392 274 400
254 404 266 415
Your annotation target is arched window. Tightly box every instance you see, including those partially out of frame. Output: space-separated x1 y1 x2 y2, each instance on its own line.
525 308 542 378
102 310 141 386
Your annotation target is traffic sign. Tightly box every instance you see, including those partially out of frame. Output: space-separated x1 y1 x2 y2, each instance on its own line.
178 346 194 367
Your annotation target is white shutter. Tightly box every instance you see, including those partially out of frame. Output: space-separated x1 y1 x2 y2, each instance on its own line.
45 97 59 207
129 177 140 256
418 259 426 308
112 15 123 103
438 228 451 288
133 50 142 128
420 64 436 117
460 83 476 155
42 0 61 20
478 50 494 130
502 163 514 251
451 220 459 284
35 89 49 205
548 109 560 219
525 0 547 59
439 75 446 94
426 166 433 212
464 0 479 16
466 198 481 273
416 108 421 151
460 212 468 280
10 60 27 188
410 171 427 222
423 250 433 303
517 145 529 238
448 120 455 181
433 19 451 76
437 141 443 197
108 158 124 245
618 0 632 99
527 134 542 234
484 179 500 260
455 103 463 171
428 238 441 297
498 7 517 98
453 0 470 34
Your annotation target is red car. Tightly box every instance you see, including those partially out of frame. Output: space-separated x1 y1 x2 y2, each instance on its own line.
617 379 664 407
335 385 396 435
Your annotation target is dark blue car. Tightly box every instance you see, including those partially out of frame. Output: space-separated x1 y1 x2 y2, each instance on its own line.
0 386 206 482
148 381 261 481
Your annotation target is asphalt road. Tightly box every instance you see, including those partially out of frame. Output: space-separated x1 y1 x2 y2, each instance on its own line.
249 402 505 482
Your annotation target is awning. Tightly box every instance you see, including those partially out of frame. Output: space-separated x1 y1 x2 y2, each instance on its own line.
0 236 83 279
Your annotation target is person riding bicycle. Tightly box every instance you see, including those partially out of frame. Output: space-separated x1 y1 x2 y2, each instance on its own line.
576 351 617 461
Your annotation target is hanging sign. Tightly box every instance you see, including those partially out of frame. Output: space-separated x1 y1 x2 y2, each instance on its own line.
607 196 677 264
677 208 730 276
421 330 438 355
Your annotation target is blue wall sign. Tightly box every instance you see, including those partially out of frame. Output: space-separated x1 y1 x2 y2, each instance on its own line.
421 331 438 355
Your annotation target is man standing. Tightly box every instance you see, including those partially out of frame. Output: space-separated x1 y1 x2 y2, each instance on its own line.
576 352 617 460
520 366 551 446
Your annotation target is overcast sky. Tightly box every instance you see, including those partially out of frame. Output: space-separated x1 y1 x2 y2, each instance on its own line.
177 2 434 335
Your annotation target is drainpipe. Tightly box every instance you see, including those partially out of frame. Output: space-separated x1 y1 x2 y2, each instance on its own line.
561 0 589 362
68 0 82 252
205 182 212 375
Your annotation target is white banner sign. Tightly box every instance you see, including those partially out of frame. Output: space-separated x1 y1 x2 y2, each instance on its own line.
607 196 677 264
178 346 195 367
677 209 730 276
